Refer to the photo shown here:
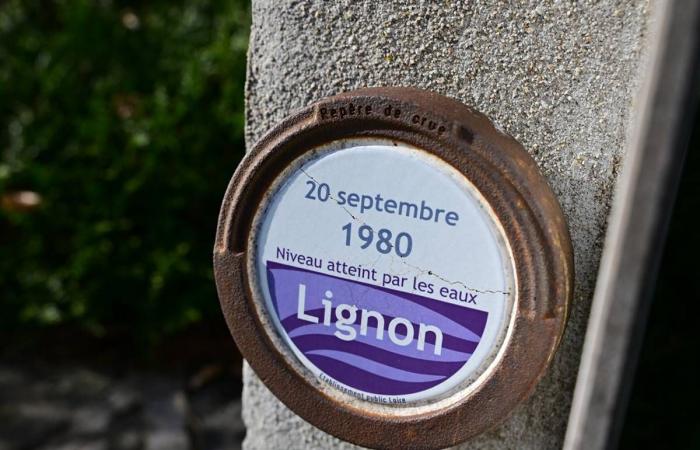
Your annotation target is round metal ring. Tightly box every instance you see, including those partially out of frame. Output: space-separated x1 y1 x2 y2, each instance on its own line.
214 87 573 449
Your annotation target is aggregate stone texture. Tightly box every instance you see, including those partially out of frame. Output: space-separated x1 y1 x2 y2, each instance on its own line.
242 1 652 449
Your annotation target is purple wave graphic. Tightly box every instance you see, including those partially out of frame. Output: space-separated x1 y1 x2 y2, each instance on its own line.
266 260 488 396
306 350 446 383
292 334 462 377
282 312 479 355
288 324 472 362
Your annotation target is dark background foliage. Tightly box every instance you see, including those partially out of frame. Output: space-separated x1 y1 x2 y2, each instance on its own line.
0 0 250 346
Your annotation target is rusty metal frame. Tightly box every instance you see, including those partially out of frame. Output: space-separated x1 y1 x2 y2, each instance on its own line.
214 87 574 449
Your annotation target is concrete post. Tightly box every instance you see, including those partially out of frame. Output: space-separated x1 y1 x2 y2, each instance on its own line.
242 1 652 448
566 1 700 448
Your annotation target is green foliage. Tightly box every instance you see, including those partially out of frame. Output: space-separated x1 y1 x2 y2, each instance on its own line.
0 0 250 342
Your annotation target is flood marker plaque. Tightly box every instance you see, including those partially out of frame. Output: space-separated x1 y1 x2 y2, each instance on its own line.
214 87 573 449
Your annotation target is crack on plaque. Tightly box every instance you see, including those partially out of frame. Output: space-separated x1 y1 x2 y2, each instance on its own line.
396 257 511 296
300 168 360 222
298 168 511 297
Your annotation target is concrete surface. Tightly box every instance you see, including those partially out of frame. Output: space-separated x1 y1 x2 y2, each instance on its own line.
242 1 652 449
565 1 700 448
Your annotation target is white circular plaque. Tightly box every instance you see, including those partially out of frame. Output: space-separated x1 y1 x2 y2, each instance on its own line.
252 139 515 404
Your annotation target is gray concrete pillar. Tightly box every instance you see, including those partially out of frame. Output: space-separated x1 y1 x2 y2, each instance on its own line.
242 1 652 448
